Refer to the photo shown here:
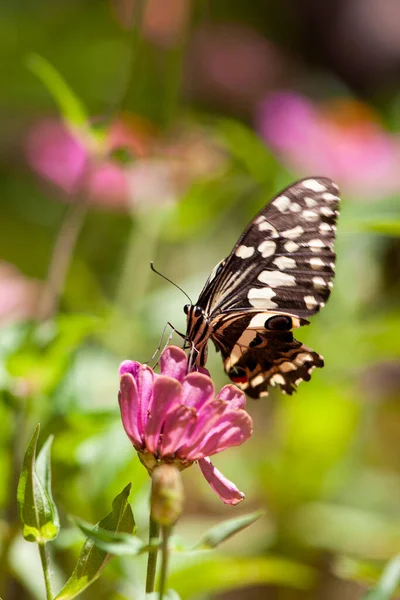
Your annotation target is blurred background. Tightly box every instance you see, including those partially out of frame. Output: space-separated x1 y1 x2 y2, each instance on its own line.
1 1 400 598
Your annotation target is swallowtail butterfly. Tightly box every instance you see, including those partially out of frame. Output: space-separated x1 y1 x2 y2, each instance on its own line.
184 177 340 398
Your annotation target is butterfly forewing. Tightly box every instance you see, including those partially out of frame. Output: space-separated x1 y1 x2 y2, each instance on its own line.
186 177 340 398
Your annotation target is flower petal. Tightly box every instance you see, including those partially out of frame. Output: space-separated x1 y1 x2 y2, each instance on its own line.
198 457 245 506
176 398 226 457
189 410 253 460
119 360 140 378
119 373 142 448
160 346 188 382
217 384 247 409
145 376 182 454
160 404 197 457
119 360 155 434
181 372 215 409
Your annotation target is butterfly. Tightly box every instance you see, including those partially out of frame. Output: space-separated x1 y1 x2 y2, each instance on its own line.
183 177 340 399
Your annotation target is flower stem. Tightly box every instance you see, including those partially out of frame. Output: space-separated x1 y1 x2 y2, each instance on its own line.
158 526 171 600
38 542 53 600
145 516 160 594
38 197 87 321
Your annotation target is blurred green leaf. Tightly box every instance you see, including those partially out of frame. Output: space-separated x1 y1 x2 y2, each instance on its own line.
163 174 253 241
357 219 400 236
193 511 264 550
55 483 134 600
73 516 151 556
146 591 181 600
17 424 59 543
6 315 100 396
26 53 89 130
217 118 278 184
363 555 400 600
169 555 315 598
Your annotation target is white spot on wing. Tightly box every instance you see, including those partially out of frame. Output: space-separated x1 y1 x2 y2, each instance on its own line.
319 222 331 234
284 241 299 252
248 287 277 309
289 202 301 212
302 179 326 192
273 195 291 212
270 373 285 386
258 221 279 236
320 206 334 217
235 245 255 259
313 276 327 289
304 295 318 309
302 210 319 222
280 361 296 373
322 192 339 202
294 352 313 366
310 257 325 270
258 270 296 287
304 196 317 208
251 374 265 387
273 256 296 270
257 240 276 258
281 225 304 239
308 239 325 252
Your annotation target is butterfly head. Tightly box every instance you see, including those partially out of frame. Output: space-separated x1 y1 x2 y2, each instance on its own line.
183 303 211 368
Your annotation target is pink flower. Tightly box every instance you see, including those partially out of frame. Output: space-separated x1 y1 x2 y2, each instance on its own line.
257 92 400 199
118 346 253 506
25 118 149 209
0 262 41 324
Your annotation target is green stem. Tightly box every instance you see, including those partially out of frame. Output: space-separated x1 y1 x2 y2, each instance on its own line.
38 542 53 600
145 516 160 594
158 526 171 600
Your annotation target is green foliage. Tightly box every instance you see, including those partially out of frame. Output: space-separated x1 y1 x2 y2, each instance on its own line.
168 556 315 598
362 556 400 600
193 510 264 550
55 484 134 600
17 424 59 543
27 53 89 131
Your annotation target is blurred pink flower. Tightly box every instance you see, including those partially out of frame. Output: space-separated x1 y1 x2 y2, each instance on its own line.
119 346 252 506
112 0 189 46
257 92 400 198
25 117 150 209
0 262 41 324
186 24 283 113
26 117 226 210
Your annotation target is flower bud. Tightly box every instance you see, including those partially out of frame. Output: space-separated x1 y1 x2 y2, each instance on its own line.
150 464 184 526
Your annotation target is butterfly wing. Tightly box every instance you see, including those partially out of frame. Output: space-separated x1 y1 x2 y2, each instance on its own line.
194 176 340 397
197 177 339 318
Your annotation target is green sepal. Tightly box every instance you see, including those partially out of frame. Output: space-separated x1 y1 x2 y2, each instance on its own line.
17 424 60 543
55 484 134 600
362 555 400 600
193 510 264 550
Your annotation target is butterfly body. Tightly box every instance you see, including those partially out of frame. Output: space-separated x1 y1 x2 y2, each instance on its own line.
184 177 340 398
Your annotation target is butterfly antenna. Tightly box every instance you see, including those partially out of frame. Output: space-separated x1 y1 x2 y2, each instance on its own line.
150 262 193 304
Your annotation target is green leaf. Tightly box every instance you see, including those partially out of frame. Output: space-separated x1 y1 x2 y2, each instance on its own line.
55 484 134 600
146 591 181 600
169 556 315 598
358 219 400 236
217 118 278 185
362 555 400 600
73 516 150 556
26 53 88 130
17 425 59 543
194 511 264 550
